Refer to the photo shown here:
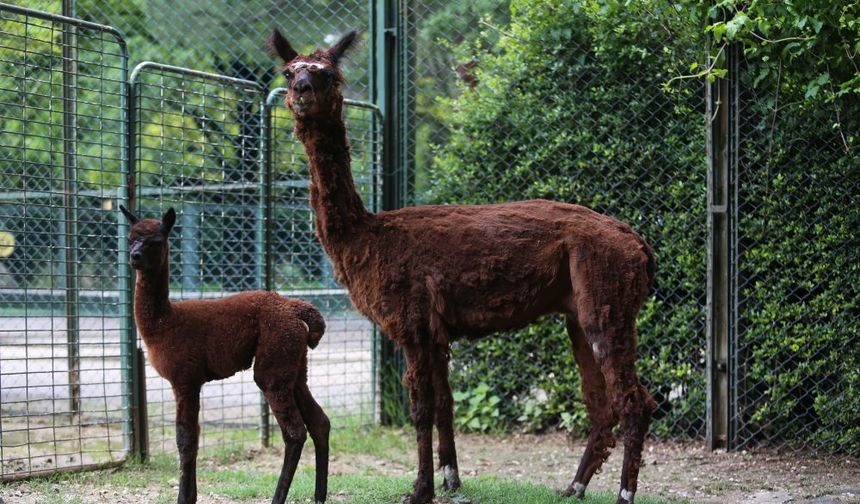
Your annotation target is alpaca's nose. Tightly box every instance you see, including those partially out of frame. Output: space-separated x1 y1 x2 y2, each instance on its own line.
294 77 312 94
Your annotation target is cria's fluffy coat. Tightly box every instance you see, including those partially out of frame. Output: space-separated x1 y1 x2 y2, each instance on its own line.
121 206 329 504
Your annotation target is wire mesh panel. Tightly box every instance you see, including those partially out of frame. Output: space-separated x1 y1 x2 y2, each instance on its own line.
17 0 373 101
265 90 381 431
128 62 267 455
0 4 129 479
731 57 860 456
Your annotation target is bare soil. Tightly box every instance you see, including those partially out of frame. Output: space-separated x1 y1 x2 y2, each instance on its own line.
2 432 859 504
446 432 860 504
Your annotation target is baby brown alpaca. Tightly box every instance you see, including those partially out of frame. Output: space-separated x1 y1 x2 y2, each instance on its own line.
119 206 330 504
269 30 657 504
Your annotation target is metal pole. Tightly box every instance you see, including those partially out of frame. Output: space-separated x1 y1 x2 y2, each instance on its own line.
372 0 410 426
259 91 276 447
61 0 81 418
706 44 738 451
123 71 148 460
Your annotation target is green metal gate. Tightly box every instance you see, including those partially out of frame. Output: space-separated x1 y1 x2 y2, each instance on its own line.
0 3 130 479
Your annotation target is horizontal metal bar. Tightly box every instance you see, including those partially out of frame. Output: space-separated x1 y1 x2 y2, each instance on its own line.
0 2 127 52
0 177 370 200
266 87 382 117
129 61 264 91
0 287 349 299
0 458 128 483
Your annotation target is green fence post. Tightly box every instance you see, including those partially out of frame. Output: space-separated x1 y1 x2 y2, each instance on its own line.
124 66 148 461
259 90 276 448
371 0 410 426
61 0 81 418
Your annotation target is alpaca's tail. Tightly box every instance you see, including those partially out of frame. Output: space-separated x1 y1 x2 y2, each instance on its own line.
296 303 326 349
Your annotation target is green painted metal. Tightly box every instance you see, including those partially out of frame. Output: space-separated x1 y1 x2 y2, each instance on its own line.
0 1 130 479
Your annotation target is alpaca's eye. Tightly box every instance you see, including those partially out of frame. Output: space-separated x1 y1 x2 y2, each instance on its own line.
282 70 292 82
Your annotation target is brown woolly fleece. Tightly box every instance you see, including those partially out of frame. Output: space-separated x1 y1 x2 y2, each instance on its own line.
120 206 330 504
269 29 658 504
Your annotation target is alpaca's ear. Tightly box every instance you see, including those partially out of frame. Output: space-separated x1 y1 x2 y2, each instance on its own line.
268 28 298 63
119 205 139 224
160 208 176 235
327 30 360 65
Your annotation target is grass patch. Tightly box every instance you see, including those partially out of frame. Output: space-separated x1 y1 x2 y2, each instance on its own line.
5 426 688 504
197 469 690 504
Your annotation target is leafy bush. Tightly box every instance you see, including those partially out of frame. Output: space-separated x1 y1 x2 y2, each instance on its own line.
452 383 503 433
732 61 860 452
435 0 708 438
434 0 859 455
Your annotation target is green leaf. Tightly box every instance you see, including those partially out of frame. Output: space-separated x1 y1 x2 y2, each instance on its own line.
725 12 749 40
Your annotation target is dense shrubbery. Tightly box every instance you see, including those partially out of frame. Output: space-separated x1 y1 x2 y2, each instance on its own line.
432 0 709 438
433 0 859 454
733 56 859 452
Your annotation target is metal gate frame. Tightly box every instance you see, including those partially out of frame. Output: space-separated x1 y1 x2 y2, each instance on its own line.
0 2 130 479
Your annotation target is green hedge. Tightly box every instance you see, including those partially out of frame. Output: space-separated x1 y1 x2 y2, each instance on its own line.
430 0 708 438
734 69 860 452
429 0 860 454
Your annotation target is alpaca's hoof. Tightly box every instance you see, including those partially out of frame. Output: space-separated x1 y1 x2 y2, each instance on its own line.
402 492 433 504
441 465 461 491
562 482 586 499
403 481 434 504
615 489 634 504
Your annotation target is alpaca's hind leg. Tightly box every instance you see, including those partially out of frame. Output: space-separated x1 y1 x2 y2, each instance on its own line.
562 318 617 499
431 344 461 491
597 327 656 504
258 372 307 504
295 363 330 503
172 384 201 504
403 339 436 504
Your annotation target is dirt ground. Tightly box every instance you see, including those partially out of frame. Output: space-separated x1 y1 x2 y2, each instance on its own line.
2 432 859 504
445 432 860 504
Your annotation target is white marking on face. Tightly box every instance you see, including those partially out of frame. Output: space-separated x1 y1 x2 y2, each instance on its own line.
290 61 328 72
620 488 635 502
592 341 602 360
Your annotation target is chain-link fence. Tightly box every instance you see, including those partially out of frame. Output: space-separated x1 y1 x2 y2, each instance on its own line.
0 4 130 479
128 61 269 455
730 50 859 455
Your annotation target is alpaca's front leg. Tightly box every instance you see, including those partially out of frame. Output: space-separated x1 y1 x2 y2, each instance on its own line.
403 342 436 504
173 384 202 504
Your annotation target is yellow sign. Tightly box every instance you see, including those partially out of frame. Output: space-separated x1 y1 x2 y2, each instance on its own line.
0 231 16 258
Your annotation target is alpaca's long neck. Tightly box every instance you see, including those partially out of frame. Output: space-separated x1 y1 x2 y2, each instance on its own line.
295 115 371 255
133 260 172 335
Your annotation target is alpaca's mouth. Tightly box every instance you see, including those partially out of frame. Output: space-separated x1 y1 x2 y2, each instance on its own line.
292 96 314 114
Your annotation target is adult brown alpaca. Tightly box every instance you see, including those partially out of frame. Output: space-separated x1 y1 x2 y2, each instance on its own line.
119 206 330 504
268 30 658 504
